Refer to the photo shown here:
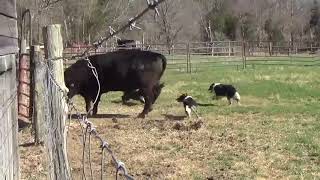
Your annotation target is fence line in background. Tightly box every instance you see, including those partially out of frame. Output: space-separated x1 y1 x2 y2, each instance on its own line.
63 40 320 73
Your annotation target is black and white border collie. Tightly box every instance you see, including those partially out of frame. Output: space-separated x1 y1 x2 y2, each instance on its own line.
122 83 165 104
208 83 241 105
122 89 145 104
176 94 200 118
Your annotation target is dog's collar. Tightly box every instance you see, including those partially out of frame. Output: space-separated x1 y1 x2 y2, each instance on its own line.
213 83 221 88
184 96 192 100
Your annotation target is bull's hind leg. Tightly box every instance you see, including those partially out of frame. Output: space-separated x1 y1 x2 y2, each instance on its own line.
92 94 101 115
122 91 129 104
138 87 154 118
85 97 93 114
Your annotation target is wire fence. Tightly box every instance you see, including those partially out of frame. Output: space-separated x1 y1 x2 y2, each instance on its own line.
42 59 134 179
0 54 19 180
63 40 320 73
30 0 167 179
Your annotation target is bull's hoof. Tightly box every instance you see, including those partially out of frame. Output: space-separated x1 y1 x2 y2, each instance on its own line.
87 110 93 116
137 113 146 119
87 110 97 117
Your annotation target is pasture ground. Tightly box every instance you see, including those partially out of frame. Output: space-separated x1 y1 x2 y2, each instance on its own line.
20 65 320 179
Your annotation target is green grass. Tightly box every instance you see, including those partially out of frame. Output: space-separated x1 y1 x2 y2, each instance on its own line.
70 64 320 179
161 65 320 178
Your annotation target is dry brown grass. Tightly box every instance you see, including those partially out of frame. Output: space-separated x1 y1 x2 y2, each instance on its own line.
19 66 320 179
19 95 320 179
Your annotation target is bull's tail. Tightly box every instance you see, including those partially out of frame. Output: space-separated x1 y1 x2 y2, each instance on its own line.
158 54 167 78
153 82 165 95
153 82 165 103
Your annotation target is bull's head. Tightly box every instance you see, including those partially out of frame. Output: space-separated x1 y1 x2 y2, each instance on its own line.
64 67 81 99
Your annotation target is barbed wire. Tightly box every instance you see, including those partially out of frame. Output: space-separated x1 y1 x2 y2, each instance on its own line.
43 61 134 179
0 90 18 152
79 0 165 57
44 0 165 62
37 1 166 179
0 91 18 120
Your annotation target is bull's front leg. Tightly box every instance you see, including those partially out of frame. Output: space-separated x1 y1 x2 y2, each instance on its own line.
138 87 154 118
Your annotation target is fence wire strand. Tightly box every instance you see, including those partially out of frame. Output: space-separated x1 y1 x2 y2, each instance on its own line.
38 1 167 179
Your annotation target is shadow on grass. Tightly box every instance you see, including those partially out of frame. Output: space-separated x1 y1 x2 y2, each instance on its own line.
162 114 186 121
197 103 216 107
69 113 130 119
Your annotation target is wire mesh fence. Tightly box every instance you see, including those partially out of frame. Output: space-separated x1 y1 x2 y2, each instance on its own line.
28 1 169 179
0 54 19 180
62 40 320 73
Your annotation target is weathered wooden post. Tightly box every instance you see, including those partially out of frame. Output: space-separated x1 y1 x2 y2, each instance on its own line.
31 45 46 144
228 41 231 56
242 41 247 69
211 42 215 56
42 24 70 180
186 43 189 73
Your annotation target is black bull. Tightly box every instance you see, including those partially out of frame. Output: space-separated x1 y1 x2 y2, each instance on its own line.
64 50 167 118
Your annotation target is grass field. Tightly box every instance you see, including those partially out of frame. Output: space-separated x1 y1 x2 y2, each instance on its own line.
20 65 320 179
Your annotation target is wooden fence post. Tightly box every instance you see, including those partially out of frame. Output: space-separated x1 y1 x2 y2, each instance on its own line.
187 43 192 73
186 43 190 73
242 41 247 69
43 24 70 180
211 42 214 56
31 45 45 144
228 41 231 56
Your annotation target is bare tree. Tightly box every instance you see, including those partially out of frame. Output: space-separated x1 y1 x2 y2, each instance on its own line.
16 0 318 44
155 0 183 54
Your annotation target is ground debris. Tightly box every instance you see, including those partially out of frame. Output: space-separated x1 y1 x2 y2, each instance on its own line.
172 120 203 131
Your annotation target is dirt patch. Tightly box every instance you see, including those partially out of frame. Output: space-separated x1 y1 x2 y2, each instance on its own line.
19 128 47 180
173 120 203 131
19 104 319 179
